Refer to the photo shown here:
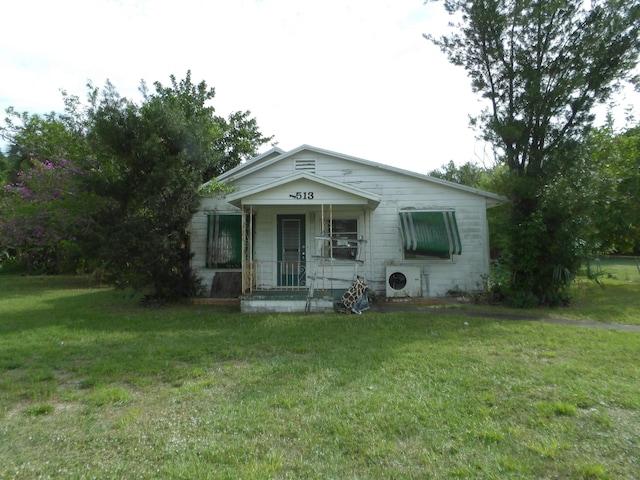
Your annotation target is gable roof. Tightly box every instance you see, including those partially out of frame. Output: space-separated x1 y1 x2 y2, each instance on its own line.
225 171 381 209
236 146 285 170
218 144 508 207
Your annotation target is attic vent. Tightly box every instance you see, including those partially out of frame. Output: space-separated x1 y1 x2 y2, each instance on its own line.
294 158 316 173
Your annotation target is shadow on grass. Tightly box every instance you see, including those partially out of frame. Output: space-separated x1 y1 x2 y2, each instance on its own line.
1 275 512 408
3 277 640 479
3 274 638 411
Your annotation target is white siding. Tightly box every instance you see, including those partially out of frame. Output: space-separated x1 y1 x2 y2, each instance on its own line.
191 149 498 298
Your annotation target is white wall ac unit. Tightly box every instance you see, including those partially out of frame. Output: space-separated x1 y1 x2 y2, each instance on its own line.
386 266 422 298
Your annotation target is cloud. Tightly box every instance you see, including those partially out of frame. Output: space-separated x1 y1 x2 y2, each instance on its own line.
12 0 636 174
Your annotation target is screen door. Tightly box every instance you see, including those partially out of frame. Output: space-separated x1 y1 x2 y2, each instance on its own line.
277 215 306 287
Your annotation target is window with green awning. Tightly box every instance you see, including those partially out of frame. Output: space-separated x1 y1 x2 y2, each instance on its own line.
399 210 462 259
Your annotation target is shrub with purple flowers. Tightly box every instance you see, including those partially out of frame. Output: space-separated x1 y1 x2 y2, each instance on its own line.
1 71 271 299
0 157 100 273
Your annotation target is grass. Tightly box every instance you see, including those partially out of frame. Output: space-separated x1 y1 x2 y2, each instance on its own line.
456 255 640 325
566 256 640 324
0 273 639 479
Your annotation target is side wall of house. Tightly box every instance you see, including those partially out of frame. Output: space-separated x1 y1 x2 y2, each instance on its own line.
311 152 491 297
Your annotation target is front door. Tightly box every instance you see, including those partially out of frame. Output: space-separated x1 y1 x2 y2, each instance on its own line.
277 215 306 287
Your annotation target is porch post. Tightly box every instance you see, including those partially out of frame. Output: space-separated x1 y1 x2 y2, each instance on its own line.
241 205 253 295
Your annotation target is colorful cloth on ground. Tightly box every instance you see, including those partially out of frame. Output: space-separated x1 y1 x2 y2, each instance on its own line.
338 278 368 314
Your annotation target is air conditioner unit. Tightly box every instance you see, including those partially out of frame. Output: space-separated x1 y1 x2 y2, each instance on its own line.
386 266 422 298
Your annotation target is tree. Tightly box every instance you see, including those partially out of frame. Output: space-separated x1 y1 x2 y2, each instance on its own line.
1 108 90 182
583 121 640 254
1 72 272 300
428 160 489 188
84 77 207 299
426 0 640 304
0 150 8 185
84 72 272 301
0 107 97 273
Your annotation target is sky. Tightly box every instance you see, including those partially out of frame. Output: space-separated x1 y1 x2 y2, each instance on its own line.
1 0 638 174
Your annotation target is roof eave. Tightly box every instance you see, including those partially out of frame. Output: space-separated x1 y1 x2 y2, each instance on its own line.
225 171 381 209
217 144 509 206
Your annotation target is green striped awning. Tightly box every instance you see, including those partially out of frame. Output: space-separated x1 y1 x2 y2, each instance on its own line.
399 211 462 256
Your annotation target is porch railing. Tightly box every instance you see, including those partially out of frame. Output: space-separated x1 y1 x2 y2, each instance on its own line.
249 260 308 292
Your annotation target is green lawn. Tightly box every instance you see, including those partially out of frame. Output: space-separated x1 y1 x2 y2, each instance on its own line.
0 274 639 479
567 256 640 324
457 256 640 325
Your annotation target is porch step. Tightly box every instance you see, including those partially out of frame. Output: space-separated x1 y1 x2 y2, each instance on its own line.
241 296 335 314
248 290 327 301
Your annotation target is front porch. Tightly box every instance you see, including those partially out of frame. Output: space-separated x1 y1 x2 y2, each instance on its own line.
202 259 352 313
242 260 353 313
201 171 380 313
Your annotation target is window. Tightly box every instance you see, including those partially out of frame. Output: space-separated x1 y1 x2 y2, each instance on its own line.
207 214 242 268
399 210 462 260
324 219 359 260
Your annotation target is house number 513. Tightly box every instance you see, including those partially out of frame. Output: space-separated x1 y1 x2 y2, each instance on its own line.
289 192 314 200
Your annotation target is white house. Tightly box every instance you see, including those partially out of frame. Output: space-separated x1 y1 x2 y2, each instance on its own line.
190 145 507 312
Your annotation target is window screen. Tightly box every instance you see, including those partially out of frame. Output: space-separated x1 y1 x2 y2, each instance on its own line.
324 219 359 260
207 214 242 268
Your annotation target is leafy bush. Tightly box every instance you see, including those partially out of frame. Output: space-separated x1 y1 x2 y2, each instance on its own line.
0 252 27 274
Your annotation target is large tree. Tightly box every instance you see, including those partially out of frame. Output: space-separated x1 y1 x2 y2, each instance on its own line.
83 72 272 301
1 72 272 299
426 0 640 304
